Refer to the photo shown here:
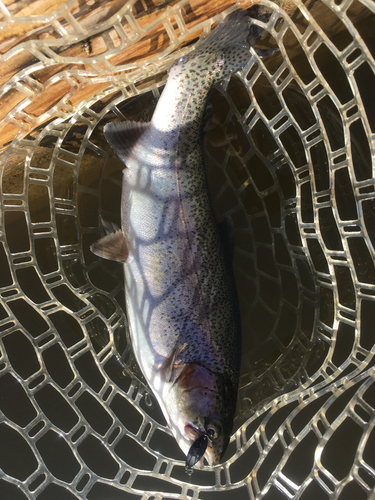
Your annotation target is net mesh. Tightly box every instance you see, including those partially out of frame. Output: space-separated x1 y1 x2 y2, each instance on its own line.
0 0 375 499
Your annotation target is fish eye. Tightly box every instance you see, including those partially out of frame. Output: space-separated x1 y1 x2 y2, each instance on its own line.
206 427 217 438
205 422 221 440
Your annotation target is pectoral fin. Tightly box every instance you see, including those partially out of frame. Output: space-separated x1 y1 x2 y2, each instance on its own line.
162 342 188 383
90 230 128 262
101 218 120 234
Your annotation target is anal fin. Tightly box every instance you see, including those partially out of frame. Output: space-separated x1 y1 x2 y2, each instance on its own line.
90 230 128 262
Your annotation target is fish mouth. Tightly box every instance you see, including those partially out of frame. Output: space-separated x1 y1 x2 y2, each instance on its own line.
183 424 218 467
184 423 201 440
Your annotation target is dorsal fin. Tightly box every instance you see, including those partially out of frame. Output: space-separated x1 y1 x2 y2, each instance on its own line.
103 121 150 164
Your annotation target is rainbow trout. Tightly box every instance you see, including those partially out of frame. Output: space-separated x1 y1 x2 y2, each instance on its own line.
92 8 269 469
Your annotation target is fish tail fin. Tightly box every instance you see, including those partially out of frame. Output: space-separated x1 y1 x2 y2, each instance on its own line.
191 6 273 80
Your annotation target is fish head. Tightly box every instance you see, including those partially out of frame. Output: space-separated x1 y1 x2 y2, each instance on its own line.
164 364 237 467
179 388 230 467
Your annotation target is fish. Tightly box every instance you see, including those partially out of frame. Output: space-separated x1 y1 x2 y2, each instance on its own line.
91 7 271 470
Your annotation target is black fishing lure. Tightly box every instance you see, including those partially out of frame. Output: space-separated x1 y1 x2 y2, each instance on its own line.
185 434 209 471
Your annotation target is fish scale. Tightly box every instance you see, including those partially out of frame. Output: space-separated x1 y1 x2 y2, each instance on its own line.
91 7 270 469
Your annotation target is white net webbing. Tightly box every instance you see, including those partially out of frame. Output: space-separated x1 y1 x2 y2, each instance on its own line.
0 0 375 499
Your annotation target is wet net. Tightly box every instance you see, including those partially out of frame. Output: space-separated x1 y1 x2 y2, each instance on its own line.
0 0 375 499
